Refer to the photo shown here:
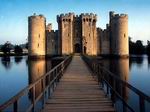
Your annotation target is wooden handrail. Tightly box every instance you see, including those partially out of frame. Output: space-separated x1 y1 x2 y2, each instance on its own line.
98 65 150 102
0 56 72 111
82 55 150 112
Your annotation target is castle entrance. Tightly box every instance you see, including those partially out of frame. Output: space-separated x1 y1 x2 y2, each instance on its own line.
84 46 86 54
74 43 81 53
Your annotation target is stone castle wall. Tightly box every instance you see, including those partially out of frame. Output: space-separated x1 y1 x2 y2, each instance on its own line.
28 11 129 57
109 11 128 56
28 14 46 56
46 24 58 56
81 13 97 55
96 28 102 55
100 24 110 55
73 16 82 53
57 13 74 54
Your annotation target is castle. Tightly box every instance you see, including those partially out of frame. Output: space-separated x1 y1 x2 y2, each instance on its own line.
28 11 128 57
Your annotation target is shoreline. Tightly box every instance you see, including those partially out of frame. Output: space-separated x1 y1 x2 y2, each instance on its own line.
0 53 28 57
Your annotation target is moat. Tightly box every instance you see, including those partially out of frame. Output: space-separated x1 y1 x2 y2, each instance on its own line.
0 55 150 111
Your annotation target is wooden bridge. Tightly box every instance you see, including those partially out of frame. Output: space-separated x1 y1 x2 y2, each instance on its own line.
0 55 150 112
42 55 115 112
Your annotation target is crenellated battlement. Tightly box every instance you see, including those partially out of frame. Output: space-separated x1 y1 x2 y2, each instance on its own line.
29 13 46 20
80 13 97 16
110 11 128 21
57 12 97 22
57 12 75 22
113 14 128 20
80 13 97 21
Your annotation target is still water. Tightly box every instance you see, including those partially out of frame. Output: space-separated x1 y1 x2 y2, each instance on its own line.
97 55 150 112
0 56 63 106
0 55 150 111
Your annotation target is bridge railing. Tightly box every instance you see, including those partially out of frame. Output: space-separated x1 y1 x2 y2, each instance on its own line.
82 55 150 112
0 56 72 112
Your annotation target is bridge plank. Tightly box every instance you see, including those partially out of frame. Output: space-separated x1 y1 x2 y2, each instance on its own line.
42 56 115 112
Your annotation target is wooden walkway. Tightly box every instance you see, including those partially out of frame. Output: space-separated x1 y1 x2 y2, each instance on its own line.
42 56 115 112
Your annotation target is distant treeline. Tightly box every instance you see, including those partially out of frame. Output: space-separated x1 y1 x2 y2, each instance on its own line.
0 38 150 56
129 37 150 56
0 41 28 55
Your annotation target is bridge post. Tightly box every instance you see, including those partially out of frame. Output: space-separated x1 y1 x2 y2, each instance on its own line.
139 96 145 112
13 100 18 112
32 86 35 112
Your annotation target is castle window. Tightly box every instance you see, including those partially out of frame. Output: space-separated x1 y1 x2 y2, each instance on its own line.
39 34 40 38
124 34 126 38
69 19 71 22
38 43 39 48
93 19 96 22
89 19 91 22
83 19 85 22
68 34 69 37
89 33 90 37
86 18 88 21
63 19 65 22
38 68 39 73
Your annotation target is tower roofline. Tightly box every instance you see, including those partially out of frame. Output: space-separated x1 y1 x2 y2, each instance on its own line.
28 13 46 19
109 11 128 20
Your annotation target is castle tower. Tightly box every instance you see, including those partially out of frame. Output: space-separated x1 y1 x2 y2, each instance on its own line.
57 13 75 55
28 13 46 57
110 11 129 57
46 23 52 32
46 23 57 56
81 13 97 55
96 28 102 55
100 24 110 55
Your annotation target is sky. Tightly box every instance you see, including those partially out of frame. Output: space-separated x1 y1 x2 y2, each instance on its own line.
0 0 150 45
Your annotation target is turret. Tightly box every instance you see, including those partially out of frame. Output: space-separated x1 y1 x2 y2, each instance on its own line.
80 13 97 55
109 11 129 57
57 13 75 55
28 13 46 57
46 23 52 32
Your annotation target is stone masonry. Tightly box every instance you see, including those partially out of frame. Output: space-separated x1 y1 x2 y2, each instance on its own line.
28 11 129 57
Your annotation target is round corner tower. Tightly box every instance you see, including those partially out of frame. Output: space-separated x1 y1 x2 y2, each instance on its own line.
28 14 46 57
110 12 129 57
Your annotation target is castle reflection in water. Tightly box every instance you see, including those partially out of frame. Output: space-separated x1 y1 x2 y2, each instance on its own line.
0 56 150 111
96 58 129 106
27 57 63 103
27 57 130 105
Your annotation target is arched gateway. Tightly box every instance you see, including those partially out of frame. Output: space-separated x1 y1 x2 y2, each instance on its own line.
74 43 81 53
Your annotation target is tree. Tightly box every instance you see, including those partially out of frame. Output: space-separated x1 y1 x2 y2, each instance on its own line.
1 41 12 54
134 40 145 54
14 45 23 54
25 42 28 49
147 40 150 56
129 38 146 55
129 37 135 54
